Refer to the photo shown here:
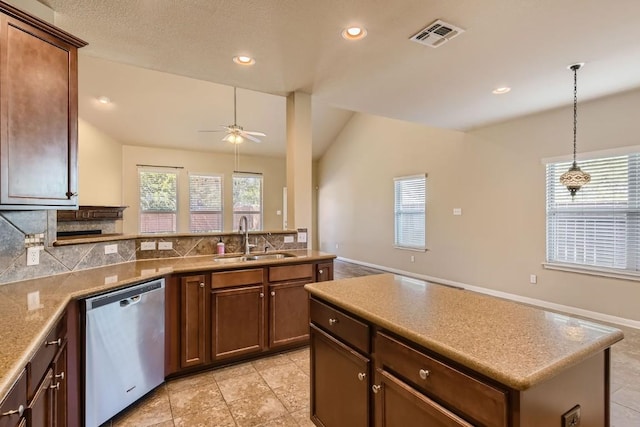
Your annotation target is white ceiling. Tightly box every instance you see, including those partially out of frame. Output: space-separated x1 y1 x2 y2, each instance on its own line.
37 0 640 158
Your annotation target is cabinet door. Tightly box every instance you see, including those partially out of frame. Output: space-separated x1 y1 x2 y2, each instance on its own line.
0 369 26 427
180 275 208 368
211 285 265 361
269 281 309 349
316 262 333 282
373 369 473 427
51 342 67 427
310 325 369 427
28 369 54 427
0 15 79 208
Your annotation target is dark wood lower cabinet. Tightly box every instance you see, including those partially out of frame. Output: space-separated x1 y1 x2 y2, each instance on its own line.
211 285 266 360
180 275 208 368
51 342 67 427
28 369 54 427
373 369 472 427
310 325 369 427
269 281 309 348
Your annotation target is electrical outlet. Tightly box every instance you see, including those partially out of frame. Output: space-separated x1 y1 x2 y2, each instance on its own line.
453 208 462 216
410 255 415 262
26 247 40 266
104 244 118 255
158 241 173 250
283 236 294 243
562 405 580 427
530 274 537 284
141 241 156 251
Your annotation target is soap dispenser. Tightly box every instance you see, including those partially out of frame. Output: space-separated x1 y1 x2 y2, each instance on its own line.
217 238 225 254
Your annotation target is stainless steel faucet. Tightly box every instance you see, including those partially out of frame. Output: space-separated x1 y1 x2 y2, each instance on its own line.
239 215 255 255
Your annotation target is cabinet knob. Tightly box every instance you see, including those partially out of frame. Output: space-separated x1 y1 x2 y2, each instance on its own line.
1 404 24 417
46 338 62 347
319 269 324 274
328 318 338 325
372 384 381 394
55 371 65 381
50 382 60 391
65 191 77 198
419 369 430 380
357 372 367 381
271 291 276 296
260 292 264 298
199 282 205 288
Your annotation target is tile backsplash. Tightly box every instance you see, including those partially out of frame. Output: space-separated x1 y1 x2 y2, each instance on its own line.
0 210 306 285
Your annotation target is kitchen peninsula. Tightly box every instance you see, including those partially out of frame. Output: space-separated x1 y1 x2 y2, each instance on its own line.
306 274 624 427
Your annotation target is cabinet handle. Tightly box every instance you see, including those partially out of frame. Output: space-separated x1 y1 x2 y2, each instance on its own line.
1 404 24 417
328 318 338 325
50 382 60 391
55 371 65 381
65 191 77 198
357 372 367 381
260 292 264 298
271 291 276 296
319 269 324 274
46 338 62 347
419 369 430 380
372 384 381 394
199 282 205 288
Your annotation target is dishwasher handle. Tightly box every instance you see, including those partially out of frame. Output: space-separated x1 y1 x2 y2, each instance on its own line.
119 295 142 307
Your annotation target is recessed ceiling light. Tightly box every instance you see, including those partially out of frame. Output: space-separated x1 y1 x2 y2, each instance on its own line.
97 96 111 104
233 55 255 66
341 26 367 40
492 87 511 95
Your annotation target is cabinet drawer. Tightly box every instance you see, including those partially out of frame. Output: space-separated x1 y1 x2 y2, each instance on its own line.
268 264 313 282
211 268 264 289
375 332 507 427
310 298 369 354
27 313 67 401
0 369 26 427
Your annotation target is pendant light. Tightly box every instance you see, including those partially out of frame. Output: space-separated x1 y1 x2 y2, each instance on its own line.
559 63 590 197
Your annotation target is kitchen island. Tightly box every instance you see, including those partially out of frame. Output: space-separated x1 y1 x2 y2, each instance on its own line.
305 274 624 427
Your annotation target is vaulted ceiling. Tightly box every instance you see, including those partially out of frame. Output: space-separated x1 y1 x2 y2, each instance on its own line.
37 0 640 158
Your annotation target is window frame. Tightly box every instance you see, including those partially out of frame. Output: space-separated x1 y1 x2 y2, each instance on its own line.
232 172 263 231
138 166 179 234
394 174 427 251
545 151 640 280
189 172 224 233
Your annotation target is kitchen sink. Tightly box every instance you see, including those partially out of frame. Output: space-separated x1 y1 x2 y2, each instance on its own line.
213 253 297 263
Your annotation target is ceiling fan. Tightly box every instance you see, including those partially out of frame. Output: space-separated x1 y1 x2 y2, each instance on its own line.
199 87 266 144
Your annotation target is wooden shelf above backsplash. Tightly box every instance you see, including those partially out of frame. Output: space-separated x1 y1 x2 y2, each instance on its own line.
57 206 127 221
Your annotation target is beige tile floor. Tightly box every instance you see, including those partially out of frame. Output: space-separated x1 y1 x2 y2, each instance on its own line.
104 260 640 426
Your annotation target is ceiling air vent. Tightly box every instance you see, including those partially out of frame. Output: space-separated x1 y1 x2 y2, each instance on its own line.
409 19 465 48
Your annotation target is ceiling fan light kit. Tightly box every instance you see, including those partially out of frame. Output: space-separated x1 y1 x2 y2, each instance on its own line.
559 62 590 198
199 86 266 144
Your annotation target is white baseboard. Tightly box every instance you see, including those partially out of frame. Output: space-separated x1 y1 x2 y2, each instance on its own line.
337 257 640 331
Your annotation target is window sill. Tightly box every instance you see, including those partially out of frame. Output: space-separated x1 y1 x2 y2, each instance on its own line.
394 246 428 252
543 262 640 282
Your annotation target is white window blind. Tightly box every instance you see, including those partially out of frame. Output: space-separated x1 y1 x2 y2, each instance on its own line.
233 173 263 230
139 168 178 233
189 174 223 232
546 154 640 272
394 174 427 250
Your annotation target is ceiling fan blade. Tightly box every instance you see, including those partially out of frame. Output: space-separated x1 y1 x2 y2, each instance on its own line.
243 130 267 137
242 133 262 143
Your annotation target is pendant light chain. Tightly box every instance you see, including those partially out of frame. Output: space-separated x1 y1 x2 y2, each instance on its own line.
572 66 578 165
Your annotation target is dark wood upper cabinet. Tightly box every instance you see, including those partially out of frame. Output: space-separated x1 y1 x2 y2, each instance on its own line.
0 2 86 209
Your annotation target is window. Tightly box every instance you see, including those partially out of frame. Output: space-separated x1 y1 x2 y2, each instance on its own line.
138 168 178 233
394 174 427 250
233 173 263 230
189 173 223 232
546 153 640 273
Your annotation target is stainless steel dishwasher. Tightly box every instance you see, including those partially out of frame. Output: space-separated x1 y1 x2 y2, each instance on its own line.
84 278 165 427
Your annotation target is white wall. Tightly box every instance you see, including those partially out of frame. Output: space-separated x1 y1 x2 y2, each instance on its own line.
318 88 640 322
78 119 123 206
121 145 286 235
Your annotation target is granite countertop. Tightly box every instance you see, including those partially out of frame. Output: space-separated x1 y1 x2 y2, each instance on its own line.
0 249 335 398
304 273 624 391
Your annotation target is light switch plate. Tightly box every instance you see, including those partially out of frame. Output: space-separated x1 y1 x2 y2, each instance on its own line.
453 208 462 216
158 241 173 250
141 241 156 251
104 244 118 255
284 236 294 243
